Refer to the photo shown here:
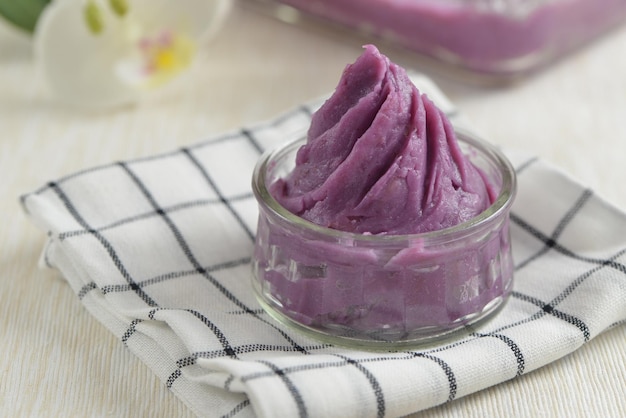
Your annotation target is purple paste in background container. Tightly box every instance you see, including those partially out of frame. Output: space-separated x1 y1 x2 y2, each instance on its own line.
248 0 626 79
252 131 516 348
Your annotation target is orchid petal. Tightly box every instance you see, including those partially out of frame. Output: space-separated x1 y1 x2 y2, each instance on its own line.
34 0 231 108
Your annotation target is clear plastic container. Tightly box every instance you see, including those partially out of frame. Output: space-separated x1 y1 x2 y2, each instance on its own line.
251 130 517 349
247 0 626 80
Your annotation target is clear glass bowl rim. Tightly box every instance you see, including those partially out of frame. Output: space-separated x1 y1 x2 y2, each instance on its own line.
252 128 517 245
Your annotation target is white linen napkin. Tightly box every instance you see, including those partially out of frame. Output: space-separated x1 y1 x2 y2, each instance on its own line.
22 75 626 418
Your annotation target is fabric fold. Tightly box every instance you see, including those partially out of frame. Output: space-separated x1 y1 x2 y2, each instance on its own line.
21 74 626 418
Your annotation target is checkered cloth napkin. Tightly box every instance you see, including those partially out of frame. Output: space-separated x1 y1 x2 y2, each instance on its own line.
22 75 626 418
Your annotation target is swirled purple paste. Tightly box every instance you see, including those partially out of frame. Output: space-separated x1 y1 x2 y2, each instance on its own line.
253 46 514 340
271 45 495 234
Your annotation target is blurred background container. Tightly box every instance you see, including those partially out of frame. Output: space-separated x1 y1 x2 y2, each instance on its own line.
247 0 626 83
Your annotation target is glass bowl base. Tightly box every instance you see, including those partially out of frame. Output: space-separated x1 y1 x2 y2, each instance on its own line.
252 275 512 351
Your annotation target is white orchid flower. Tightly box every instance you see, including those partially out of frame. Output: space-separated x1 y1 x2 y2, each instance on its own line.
34 0 231 108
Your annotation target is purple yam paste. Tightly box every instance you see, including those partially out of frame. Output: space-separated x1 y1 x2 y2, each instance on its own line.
255 46 513 339
271 45 495 235
274 0 626 75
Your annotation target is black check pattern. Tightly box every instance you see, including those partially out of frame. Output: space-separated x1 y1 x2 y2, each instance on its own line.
22 75 626 418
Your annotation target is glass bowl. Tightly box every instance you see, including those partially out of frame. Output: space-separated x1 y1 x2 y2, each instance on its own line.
251 130 516 349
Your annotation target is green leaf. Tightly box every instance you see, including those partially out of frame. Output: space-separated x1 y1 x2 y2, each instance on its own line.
0 0 51 33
